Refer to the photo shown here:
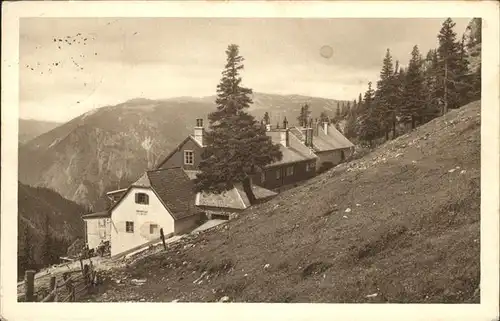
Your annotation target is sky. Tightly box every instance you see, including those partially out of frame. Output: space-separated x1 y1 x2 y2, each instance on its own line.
19 17 470 122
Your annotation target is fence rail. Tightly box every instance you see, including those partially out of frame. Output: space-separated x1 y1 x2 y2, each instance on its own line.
19 256 99 302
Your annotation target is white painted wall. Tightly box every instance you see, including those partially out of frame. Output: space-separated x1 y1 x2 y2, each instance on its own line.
110 187 175 257
84 218 111 250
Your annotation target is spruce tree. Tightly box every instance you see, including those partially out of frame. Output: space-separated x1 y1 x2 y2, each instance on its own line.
358 82 379 147
335 103 341 119
437 18 468 114
319 111 330 124
297 103 311 127
422 49 441 123
262 112 270 125
194 44 282 204
375 48 398 140
401 45 426 130
18 223 35 276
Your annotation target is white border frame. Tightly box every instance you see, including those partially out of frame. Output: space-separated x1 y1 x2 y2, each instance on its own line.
2 2 499 321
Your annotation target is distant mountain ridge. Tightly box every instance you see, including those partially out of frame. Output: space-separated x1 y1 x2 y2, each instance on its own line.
19 119 61 144
18 92 345 208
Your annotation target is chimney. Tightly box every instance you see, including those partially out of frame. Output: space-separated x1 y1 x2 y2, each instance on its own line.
323 122 329 135
283 117 288 129
193 118 204 146
280 128 290 147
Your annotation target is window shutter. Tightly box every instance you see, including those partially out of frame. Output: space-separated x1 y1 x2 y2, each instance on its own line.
135 193 139 203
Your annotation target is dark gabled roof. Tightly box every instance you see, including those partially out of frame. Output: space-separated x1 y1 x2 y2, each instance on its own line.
147 167 200 220
82 211 110 219
106 167 200 221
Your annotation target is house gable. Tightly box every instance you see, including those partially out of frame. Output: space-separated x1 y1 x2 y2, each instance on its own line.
156 136 204 170
110 186 175 256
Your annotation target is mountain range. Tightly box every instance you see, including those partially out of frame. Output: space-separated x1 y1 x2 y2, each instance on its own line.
19 119 61 144
18 92 346 208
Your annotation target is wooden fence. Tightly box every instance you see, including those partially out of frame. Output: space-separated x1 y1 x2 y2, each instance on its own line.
19 256 100 302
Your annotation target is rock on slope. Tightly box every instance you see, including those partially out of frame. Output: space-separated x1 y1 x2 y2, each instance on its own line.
85 100 480 303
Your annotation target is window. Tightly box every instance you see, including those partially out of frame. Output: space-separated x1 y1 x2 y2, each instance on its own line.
99 229 107 238
135 192 149 205
150 224 159 235
306 162 316 172
184 150 194 165
98 219 106 227
286 166 294 176
126 221 134 233
261 172 266 183
276 169 281 180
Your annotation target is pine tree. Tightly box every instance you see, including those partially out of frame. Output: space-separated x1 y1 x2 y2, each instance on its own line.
319 111 330 124
262 112 270 125
344 99 357 139
437 18 468 114
41 213 52 266
194 44 283 204
375 48 398 140
358 82 379 147
18 223 35 276
401 45 426 130
335 103 341 119
297 103 311 127
422 49 442 123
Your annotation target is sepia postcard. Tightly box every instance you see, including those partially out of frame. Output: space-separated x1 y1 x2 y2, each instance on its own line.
1 1 499 321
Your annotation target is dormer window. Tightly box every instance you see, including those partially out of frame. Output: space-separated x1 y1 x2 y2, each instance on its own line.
135 192 149 205
184 150 194 165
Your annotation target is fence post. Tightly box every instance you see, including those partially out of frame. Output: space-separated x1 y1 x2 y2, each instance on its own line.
160 228 166 250
24 270 35 302
83 264 90 285
49 276 56 302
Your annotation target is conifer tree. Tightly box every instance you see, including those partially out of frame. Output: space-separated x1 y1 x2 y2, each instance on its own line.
344 99 357 139
18 223 35 276
375 48 398 140
422 49 442 123
357 82 379 147
262 112 270 125
437 18 468 114
194 44 282 204
401 45 426 130
297 103 311 127
335 103 341 119
319 111 330 124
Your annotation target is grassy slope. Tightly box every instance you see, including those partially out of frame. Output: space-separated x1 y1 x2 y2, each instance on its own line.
88 101 481 303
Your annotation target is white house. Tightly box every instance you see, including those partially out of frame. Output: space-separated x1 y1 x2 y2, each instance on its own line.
83 167 203 257
82 211 111 250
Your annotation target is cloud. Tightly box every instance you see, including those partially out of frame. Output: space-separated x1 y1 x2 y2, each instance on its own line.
19 17 472 121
